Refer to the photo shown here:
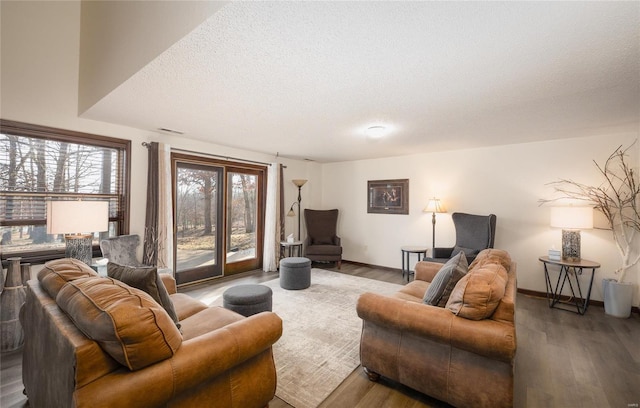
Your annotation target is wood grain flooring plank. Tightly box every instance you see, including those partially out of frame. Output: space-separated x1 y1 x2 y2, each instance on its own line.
318 368 376 408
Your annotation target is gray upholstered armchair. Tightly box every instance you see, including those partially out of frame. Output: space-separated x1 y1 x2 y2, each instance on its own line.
100 234 173 274
429 212 496 264
304 209 342 269
100 234 145 267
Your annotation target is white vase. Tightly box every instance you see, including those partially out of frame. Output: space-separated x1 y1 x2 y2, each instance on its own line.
602 278 634 318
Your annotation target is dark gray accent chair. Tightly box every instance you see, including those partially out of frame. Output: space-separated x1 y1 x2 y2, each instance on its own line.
304 209 342 269
429 212 497 264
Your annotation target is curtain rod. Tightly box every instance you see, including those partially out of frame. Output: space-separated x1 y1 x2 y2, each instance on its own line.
142 142 277 167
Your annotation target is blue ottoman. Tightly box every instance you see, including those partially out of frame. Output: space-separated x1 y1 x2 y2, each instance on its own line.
222 284 272 317
280 257 311 290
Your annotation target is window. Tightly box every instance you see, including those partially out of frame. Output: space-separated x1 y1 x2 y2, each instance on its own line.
0 120 130 264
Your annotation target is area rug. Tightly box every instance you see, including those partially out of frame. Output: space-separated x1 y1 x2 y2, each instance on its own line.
211 269 403 408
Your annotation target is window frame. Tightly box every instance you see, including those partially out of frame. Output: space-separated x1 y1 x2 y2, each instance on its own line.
0 119 131 266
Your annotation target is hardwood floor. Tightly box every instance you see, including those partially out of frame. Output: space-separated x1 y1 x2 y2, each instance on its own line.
1 262 639 408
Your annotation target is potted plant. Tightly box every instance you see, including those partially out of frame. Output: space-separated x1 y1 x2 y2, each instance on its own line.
541 142 639 317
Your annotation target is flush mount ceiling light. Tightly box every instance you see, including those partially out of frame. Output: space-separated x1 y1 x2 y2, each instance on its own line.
365 126 387 139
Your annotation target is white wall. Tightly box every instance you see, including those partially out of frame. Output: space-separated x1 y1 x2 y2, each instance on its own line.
322 135 639 306
2 2 638 306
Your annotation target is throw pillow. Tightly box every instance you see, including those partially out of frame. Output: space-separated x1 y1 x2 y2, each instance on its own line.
56 277 182 371
468 248 512 271
445 262 508 320
38 258 99 299
451 246 480 260
423 252 468 307
107 262 180 327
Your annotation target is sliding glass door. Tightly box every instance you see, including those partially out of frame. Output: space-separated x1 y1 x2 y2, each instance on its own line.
172 154 265 285
224 167 263 274
174 161 223 284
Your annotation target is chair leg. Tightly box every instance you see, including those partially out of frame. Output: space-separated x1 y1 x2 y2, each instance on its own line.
337 260 341 269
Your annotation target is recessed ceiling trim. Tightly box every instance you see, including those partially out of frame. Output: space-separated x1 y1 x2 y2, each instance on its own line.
158 127 184 135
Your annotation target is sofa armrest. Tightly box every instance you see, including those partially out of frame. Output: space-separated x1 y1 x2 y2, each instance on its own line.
171 311 283 388
75 312 283 407
160 273 177 295
357 292 515 362
414 261 442 282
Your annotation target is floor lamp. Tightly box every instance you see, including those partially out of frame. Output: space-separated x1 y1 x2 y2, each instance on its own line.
287 179 307 241
423 197 447 257
47 200 109 265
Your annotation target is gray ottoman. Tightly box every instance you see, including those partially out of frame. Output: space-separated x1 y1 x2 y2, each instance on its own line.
280 257 311 290
222 284 272 317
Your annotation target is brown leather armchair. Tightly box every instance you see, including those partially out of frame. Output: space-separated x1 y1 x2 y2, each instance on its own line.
303 209 342 268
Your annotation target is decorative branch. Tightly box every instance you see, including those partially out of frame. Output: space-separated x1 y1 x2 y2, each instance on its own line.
539 142 640 282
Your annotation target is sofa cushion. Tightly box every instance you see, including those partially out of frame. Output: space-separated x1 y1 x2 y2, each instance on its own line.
107 262 180 327
423 252 468 307
38 258 99 299
468 248 511 271
56 277 182 371
304 244 343 255
446 262 508 320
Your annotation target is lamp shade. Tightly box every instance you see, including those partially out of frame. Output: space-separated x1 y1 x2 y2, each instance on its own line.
292 179 307 188
550 206 593 230
423 198 447 213
47 200 109 234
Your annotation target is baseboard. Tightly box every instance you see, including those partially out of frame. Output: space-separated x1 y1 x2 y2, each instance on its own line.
341 259 400 273
517 288 640 315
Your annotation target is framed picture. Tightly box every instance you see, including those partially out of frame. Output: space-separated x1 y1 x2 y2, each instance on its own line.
367 179 409 215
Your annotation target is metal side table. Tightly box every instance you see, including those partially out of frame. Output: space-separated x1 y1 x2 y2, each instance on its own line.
401 246 428 281
539 256 600 315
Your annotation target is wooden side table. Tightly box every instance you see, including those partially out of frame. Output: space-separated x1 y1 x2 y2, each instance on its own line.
538 256 600 315
401 246 428 281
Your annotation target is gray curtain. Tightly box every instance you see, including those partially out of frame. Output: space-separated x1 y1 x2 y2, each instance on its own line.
143 142 159 266
279 164 285 241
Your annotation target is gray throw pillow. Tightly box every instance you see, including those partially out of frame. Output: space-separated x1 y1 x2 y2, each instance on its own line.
107 262 180 328
451 246 480 259
423 252 468 307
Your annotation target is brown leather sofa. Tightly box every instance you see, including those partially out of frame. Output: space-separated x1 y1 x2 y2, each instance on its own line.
21 258 282 408
357 249 517 408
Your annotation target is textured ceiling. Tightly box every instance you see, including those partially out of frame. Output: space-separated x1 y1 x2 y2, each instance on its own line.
82 1 640 163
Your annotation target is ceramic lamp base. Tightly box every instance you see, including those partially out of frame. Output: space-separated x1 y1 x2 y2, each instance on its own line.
65 234 93 265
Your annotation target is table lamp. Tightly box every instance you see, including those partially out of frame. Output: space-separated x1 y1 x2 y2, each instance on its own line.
47 200 109 265
550 206 593 262
423 197 447 256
